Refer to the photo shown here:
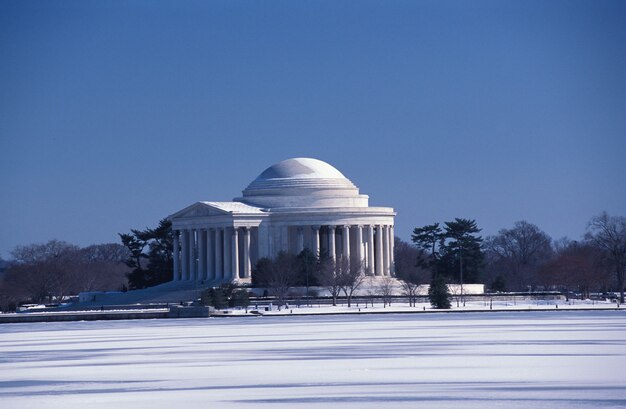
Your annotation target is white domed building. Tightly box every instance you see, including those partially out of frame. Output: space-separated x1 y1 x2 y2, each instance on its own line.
169 158 396 283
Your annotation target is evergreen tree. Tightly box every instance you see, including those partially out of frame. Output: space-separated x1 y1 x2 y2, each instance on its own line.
439 218 484 284
296 248 319 287
120 218 173 289
231 289 250 309
251 257 273 287
428 275 451 309
411 223 444 273
200 284 247 310
200 287 227 309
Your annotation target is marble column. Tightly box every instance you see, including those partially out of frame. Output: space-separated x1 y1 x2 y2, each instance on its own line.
342 225 350 264
243 227 251 278
389 225 395 275
223 227 231 280
173 230 180 281
258 224 269 259
375 225 383 276
213 227 226 280
297 227 304 253
188 229 196 280
328 226 336 262
199 229 207 280
192 229 199 280
355 225 363 267
281 225 289 252
231 228 239 280
267 226 275 258
383 225 390 276
311 226 320 256
367 225 375 276
181 230 189 280
206 228 214 280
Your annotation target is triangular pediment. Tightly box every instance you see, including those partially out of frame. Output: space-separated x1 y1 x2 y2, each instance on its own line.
170 202 230 219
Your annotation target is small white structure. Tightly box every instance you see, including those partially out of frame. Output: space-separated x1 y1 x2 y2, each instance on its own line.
169 158 396 283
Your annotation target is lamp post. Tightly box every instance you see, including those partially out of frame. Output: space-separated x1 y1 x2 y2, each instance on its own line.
305 263 310 306
459 242 464 307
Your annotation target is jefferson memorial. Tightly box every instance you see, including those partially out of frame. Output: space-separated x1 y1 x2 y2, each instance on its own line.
169 158 396 283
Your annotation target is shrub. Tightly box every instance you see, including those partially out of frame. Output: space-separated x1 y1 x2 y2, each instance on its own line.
428 275 451 309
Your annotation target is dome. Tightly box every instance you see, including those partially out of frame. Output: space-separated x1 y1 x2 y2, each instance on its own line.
255 157 346 181
238 158 369 209
245 158 355 191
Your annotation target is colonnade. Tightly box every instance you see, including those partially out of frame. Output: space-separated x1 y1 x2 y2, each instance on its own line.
311 224 394 277
172 226 252 281
172 223 395 282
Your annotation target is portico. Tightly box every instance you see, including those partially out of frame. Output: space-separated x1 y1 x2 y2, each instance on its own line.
169 158 396 283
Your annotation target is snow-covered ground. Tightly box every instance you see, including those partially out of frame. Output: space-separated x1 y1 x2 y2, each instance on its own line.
234 298 620 315
1 310 625 408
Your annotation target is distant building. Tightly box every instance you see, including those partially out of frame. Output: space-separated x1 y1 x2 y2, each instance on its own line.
169 158 396 283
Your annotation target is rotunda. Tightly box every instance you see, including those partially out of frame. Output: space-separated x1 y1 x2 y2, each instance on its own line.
169 158 395 283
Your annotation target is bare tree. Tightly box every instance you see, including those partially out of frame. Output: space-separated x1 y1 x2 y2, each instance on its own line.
586 212 626 303
6 240 79 303
11 240 79 265
315 255 342 306
338 257 365 307
3 263 52 304
448 283 463 307
399 279 420 307
81 243 131 263
268 251 298 308
0 273 19 311
394 238 427 307
378 276 395 307
484 221 553 291
541 241 610 299
78 244 130 291
364 277 377 307
2 240 129 307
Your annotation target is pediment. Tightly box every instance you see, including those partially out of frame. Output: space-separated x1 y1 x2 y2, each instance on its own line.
170 202 230 219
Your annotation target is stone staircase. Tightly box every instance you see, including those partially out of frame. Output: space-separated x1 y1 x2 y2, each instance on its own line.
79 280 227 307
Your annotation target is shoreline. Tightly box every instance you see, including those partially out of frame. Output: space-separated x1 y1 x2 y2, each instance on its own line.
1 302 622 323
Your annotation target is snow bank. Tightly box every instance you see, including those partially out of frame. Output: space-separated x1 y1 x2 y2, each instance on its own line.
1 310 625 408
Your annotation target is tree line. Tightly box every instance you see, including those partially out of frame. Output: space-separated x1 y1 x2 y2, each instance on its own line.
0 240 130 310
396 212 626 305
252 249 366 307
0 218 175 311
1 211 623 311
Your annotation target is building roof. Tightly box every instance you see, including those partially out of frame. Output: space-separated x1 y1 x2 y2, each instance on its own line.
243 157 357 192
200 201 265 214
255 157 346 180
170 158 393 224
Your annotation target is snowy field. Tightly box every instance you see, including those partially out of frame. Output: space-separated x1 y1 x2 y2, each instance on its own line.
246 298 620 315
1 311 625 409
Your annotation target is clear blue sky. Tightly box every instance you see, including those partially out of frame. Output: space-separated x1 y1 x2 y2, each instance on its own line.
1 0 625 259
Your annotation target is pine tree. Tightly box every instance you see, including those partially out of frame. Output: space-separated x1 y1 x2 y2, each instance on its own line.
231 289 250 309
411 223 443 273
439 218 484 283
428 275 451 309
200 287 227 309
120 219 173 289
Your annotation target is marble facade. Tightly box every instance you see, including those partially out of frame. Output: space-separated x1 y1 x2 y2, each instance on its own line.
169 158 396 283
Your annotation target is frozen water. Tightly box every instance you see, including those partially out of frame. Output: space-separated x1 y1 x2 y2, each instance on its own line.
1 310 625 408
